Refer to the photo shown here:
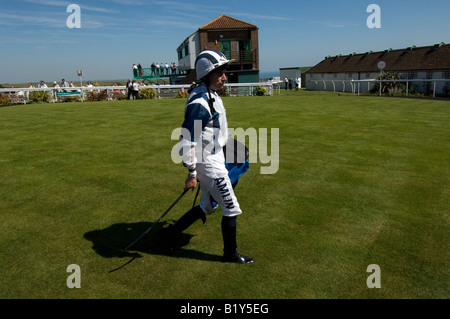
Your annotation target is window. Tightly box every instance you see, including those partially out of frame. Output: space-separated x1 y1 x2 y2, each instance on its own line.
366 73 371 78
221 41 231 59
406 72 416 79
184 44 189 56
443 71 450 79
444 82 450 95
426 71 433 79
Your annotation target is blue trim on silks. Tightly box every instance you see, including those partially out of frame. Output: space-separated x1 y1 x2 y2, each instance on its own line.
211 112 220 128
182 102 210 141
211 160 250 208
186 91 208 106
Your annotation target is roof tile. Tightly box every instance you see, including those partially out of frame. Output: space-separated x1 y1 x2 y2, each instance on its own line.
307 43 450 73
199 14 257 30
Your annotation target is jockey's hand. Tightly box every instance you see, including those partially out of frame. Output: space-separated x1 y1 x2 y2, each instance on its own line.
184 176 197 191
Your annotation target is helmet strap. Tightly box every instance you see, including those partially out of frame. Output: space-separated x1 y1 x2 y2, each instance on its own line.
206 86 217 114
187 76 216 114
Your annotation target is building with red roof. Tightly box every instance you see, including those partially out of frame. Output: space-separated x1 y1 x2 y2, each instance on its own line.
176 14 259 83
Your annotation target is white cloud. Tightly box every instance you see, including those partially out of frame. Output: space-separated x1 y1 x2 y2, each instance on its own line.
107 0 146 5
0 12 64 28
152 0 225 14
24 0 116 13
227 12 292 22
309 19 360 29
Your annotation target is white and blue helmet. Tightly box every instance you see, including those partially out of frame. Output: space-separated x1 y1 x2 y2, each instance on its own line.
195 50 234 80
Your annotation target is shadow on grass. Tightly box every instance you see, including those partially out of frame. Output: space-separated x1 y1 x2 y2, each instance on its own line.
84 221 222 272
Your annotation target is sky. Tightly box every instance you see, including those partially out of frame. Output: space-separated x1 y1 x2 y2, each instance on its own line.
0 0 449 84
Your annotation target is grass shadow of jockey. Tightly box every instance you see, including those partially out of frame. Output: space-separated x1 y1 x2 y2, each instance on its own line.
84 220 223 271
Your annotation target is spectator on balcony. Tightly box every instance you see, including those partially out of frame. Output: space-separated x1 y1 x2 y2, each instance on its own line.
171 62 177 74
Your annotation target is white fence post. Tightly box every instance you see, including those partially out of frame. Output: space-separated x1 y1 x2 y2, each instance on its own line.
304 79 447 97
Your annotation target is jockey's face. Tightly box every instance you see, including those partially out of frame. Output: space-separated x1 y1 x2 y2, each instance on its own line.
209 68 227 91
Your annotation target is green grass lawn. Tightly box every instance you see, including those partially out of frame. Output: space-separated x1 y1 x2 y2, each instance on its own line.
0 90 448 299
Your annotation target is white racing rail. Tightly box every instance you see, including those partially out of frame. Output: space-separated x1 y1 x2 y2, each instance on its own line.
0 82 275 104
307 79 449 98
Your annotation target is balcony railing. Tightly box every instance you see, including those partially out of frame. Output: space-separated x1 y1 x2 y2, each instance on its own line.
226 49 256 63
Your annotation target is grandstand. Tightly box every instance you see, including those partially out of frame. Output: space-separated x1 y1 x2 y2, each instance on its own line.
132 66 187 84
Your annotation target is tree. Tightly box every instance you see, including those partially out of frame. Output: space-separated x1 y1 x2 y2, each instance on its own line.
371 71 405 95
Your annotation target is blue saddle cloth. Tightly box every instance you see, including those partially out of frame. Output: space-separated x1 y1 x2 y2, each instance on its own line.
226 160 250 188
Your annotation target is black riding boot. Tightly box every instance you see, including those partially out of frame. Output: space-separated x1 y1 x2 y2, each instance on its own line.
221 216 254 264
159 205 206 252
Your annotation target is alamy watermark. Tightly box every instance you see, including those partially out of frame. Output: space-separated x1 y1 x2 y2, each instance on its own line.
171 123 279 175
367 4 381 29
66 264 81 288
66 4 81 29
366 264 381 288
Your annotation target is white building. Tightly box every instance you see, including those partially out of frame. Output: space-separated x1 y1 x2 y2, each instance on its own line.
279 67 311 88
177 32 200 73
